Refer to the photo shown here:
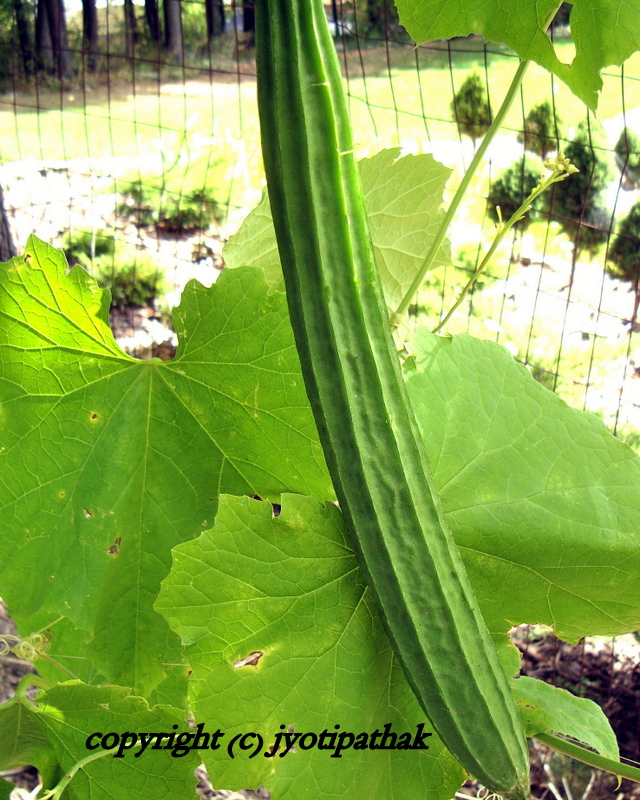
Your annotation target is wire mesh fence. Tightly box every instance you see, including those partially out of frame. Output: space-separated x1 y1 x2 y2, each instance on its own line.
2 2 640 798
2 1 640 443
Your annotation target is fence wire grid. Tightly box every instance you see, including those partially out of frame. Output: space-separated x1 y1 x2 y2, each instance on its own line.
2 3 640 798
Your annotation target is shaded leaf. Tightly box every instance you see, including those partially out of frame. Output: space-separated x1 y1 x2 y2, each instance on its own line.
406 330 640 641
157 494 465 800
0 701 59 787
13 683 198 800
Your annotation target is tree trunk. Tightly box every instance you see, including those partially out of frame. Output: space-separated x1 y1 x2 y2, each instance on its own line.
82 0 98 72
0 184 17 262
163 0 183 62
366 0 399 34
123 0 138 61
631 274 640 334
13 0 34 75
331 0 339 33
242 0 254 32
205 0 225 39
144 0 162 44
43 0 73 80
35 0 53 72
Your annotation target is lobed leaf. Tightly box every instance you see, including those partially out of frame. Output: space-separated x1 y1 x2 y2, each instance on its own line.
158 492 624 797
407 330 640 641
0 238 331 696
394 0 640 110
224 148 452 312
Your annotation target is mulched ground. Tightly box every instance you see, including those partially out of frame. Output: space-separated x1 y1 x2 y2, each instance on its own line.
513 626 640 800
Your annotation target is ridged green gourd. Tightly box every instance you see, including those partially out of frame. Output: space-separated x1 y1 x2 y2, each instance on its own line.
254 1 531 796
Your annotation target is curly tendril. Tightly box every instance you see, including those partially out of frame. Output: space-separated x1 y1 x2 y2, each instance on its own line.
0 631 50 662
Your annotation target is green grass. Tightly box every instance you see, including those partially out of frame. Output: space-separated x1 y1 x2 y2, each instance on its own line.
3 37 639 211
0 77 262 213
3 36 640 440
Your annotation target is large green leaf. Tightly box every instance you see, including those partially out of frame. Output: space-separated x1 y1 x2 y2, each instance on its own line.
158 328 640 795
0 701 59 786
0 237 331 696
407 330 640 641
511 676 618 759
1 683 198 800
157 494 466 800
224 148 451 312
359 149 451 313
394 0 640 110
158 493 625 798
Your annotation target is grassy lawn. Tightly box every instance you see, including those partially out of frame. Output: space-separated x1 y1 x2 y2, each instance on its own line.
3 36 639 208
2 34 640 442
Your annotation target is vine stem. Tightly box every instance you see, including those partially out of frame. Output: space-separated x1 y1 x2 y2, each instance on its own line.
40 745 131 800
431 155 577 334
535 732 640 784
39 738 171 800
390 58 530 328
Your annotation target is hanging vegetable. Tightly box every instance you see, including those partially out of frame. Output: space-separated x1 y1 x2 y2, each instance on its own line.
254 1 530 797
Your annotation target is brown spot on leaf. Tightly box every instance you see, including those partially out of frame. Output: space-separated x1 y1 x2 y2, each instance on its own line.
234 651 264 669
107 536 121 556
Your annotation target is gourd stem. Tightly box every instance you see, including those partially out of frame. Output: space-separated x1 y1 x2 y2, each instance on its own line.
535 732 640 784
41 743 146 800
391 58 530 327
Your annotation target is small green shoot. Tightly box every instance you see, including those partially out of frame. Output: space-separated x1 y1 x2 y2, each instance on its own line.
432 154 579 334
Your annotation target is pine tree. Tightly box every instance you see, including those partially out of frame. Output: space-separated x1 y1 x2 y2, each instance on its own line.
451 73 492 145
614 127 640 190
549 119 611 259
608 202 640 325
518 101 560 159
486 157 544 232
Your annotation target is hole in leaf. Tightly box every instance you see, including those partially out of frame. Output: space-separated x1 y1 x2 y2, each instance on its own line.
233 651 264 669
249 494 281 517
107 536 121 556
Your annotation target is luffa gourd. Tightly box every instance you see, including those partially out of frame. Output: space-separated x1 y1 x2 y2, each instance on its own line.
254 2 530 796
